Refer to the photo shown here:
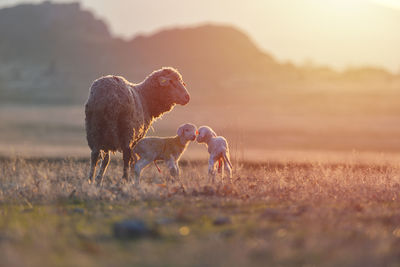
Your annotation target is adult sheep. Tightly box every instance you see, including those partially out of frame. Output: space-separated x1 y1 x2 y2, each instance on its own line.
85 67 190 185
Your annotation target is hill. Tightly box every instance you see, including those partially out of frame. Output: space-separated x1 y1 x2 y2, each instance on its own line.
0 1 398 104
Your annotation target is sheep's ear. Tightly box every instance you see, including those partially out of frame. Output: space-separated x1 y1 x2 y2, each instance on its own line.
158 76 169 87
177 126 184 136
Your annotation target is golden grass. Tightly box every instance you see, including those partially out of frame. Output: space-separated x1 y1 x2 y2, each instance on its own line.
1 89 400 265
0 157 399 266
1 157 399 203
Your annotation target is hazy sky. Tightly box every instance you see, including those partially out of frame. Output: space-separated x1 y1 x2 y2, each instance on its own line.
1 0 400 72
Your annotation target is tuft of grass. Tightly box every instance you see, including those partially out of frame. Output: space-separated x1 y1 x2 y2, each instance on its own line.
0 157 400 266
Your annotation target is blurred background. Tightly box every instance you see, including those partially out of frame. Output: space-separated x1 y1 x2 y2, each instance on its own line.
0 0 400 163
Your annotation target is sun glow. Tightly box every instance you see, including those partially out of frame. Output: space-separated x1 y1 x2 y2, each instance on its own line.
328 0 400 9
369 0 400 9
330 0 364 8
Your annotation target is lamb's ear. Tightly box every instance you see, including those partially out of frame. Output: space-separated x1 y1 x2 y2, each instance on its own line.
209 128 217 137
158 76 169 87
177 126 184 137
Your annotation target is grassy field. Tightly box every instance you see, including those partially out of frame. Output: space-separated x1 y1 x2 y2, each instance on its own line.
1 89 400 266
1 156 400 266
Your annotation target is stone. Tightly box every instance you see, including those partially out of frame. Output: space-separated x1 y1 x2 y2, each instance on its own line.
113 220 158 239
213 216 232 226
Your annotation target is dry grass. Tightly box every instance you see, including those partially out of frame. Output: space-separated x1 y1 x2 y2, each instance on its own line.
1 156 400 266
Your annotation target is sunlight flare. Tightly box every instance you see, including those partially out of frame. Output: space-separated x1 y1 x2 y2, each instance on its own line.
369 0 400 9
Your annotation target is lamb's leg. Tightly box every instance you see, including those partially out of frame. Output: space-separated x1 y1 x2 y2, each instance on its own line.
134 158 151 186
88 150 100 184
167 159 183 186
224 159 232 183
208 157 216 184
95 151 110 186
223 152 233 183
219 159 225 179
122 147 131 182
166 157 178 177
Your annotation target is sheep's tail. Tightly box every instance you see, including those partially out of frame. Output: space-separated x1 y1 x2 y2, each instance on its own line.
223 151 233 169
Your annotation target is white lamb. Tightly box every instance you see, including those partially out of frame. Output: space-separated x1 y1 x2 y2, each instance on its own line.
132 123 197 186
196 126 233 183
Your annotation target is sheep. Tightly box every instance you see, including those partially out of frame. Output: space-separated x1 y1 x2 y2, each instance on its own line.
85 67 190 185
132 123 197 186
196 126 233 183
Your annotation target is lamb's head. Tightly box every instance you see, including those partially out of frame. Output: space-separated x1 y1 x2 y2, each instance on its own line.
141 67 190 119
177 123 197 144
196 126 217 144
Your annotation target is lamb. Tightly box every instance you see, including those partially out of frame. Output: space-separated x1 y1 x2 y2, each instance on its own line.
85 67 190 185
132 123 197 186
196 126 233 183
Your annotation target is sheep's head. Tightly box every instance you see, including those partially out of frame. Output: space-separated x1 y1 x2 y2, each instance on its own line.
177 123 197 144
141 67 190 119
196 126 217 144
157 68 190 105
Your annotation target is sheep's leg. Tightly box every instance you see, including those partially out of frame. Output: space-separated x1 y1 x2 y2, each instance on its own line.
122 147 132 182
208 157 216 184
88 150 100 184
95 151 110 186
133 158 151 187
